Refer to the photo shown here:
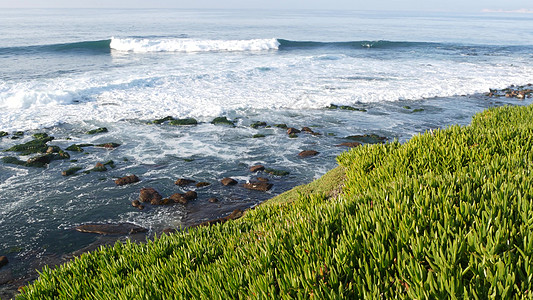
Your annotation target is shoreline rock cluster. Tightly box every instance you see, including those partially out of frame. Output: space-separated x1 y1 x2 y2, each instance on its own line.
485 84 533 100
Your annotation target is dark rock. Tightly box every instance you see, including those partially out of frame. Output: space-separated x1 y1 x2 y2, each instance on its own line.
221 177 238 186
412 108 424 113
95 143 121 149
264 168 290 176
345 134 387 144
150 197 162 205
274 124 288 129
336 142 362 148
139 187 162 203
256 177 269 182
138 204 145 210
0 131 8 137
26 152 70 167
183 191 198 201
243 182 273 192
62 166 83 176
196 182 210 188
13 131 24 136
170 193 188 204
250 165 265 172
298 150 319 158
175 178 196 186
0 256 8 269
91 162 107 172
152 116 175 124
86 127 108 135
169 118 198 126
103 160 115 168
132 200 141 207
301 127 314 133
327 104 338 109
338 105 367 112
32 133 49 140
75 223 147 235
208 197 219 203
289 133 298 138
162 228 176 234
250 121 267 129
252 134 266 138
5 137 54 155
197 209 244 227
66 143 93 152
115 174 140 186
402 106 411 109
2 157 28 166
287 128 301 135
227 209 244 220
211 117 234 126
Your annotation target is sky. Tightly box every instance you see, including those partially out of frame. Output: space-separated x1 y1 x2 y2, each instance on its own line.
0 0 532 12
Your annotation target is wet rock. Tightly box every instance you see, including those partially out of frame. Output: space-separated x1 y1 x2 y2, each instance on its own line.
301 127 314 133
243 182 273 192
336 142 362 148
152 116 175 124
62 166 83 176
0 131 8 137
86 127 108 135
138 204 145 210
0 256 8 269
183 191 198 201
339 105 367 112
32 133 49 140
115 174 140 186
169 118 198 126
289 133 298 138
197 209 244 227
412 108 424 113
5 137 54 155
227 209 244 220
1 157 27 167
287 128 301 135
95 143 121 149
211 117 234 126
103 160 115 168
250 121 267 129
26 152 70 167
345 134 387 144
208 197 219 203
196 182 210 188
221 177 238 186
252 134 266 138
250 165 265 172
327 104 338 109
170 191 197 204
91 162 107 172
175 178 196 186
139 187 162 203
75 223 147 235
132 200 141 207
274 124 288 129
66 143 93 152
264 168 290 176
298 150 319 158
13 131 24 137
162 228 176 234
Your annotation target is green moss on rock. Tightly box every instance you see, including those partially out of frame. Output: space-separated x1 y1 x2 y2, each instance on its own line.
5 137 55 155
66 144 94 152
211 117 234 126
169 118 198 126
264 168 290 176
0 131 8 137
86 127 108 135
250 121 267 129
152 116 175 124
62 166 83 176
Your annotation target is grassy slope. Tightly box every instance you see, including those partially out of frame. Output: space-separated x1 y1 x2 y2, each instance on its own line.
19 104 533 299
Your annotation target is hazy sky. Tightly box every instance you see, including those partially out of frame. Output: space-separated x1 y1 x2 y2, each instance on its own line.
0 0 532 12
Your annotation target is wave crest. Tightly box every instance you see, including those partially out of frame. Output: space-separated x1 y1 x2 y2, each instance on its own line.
110 37 280 53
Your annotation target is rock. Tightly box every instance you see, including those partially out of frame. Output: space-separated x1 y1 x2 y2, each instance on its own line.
75 223 147 235
152 116 175 124
138 204 145 210
336 142 362 148
66 144 93 152
139 187 162 203
175 178 196 186
250 121 267 129
25 152 70 167
197 209 244 227
243 182 273 192
103 160 115 168
301 127 314 133
250 165 265 172
62 166 83 176
95 143 121 149
345 134 387 144
91 162 107 172
252 134 266 138
211 117 234 126
170 193 188 204
6 137 54 155
412 108 424 113
0 256 8 269
298 150 319 158
327 104 338 109
86 127 108 135
274 124 288 129
264 168 290 176
162 228 176 234
184 191 198 201
287 128 301 135
0 131 8 137
227 209 244 220
33 133 49 140
196 182 210 188
169 118 198 126
208 197 219 203
339 105 366 112
115 174 140 186
256 177 269 182
2 157 28 167
132 200 141 207
288 133 298 138
13 131 24 136
221 177 238 186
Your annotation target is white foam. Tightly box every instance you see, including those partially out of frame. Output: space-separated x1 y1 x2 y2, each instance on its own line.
110 37 280 53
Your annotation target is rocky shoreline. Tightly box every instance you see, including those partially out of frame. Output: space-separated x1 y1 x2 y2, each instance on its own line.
0 84 531 299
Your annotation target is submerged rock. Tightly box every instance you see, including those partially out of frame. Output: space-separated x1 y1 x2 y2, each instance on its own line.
243 182 273 192
298 150 319 158
250 165 265 172
169 118 198 126
221 177 238 186
175 178 196 186
75 223 147 235
196 182 210 188
139 188 162 203
62 166 83 176
264 168 290 176
5 136 54 155
287 128 301 135
252 134 266 138
345 134 387 144
86 127 108 135
91 162 107 172
274 124 288 129
115 174 140 186
250 121 267 129
197 209 244 227
152 116 175 124
95 143 121 149
336 142 362 148
211 117 234 126
0 256 8 269
66 144 93 152
208 197 219 203
0 131 8 137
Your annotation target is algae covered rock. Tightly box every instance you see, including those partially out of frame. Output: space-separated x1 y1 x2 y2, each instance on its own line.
345 134 387 144
5 136 55 155
66 144 93 152
91 162 107 172
75 223 147 235
2 156 28 166
264 168 290 176
274 124 288 129
252 134 266 138
0 131 8 137
169 118 198 126
250 121 267 129
62 167 83 176
152 116 175 124
211 117 234 126
95 143 121 149
86 127 108 135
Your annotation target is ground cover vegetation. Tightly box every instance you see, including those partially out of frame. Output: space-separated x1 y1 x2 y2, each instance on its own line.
18 104 533 299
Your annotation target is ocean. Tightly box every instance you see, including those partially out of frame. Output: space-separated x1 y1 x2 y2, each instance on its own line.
0 8 532 293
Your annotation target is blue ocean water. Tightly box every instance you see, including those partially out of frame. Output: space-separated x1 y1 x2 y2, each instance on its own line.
0 8 532 293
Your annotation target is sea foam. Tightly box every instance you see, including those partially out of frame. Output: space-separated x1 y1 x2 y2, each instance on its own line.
110 37 280 53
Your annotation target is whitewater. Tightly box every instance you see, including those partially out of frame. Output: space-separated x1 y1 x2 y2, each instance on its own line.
0 8 532 296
